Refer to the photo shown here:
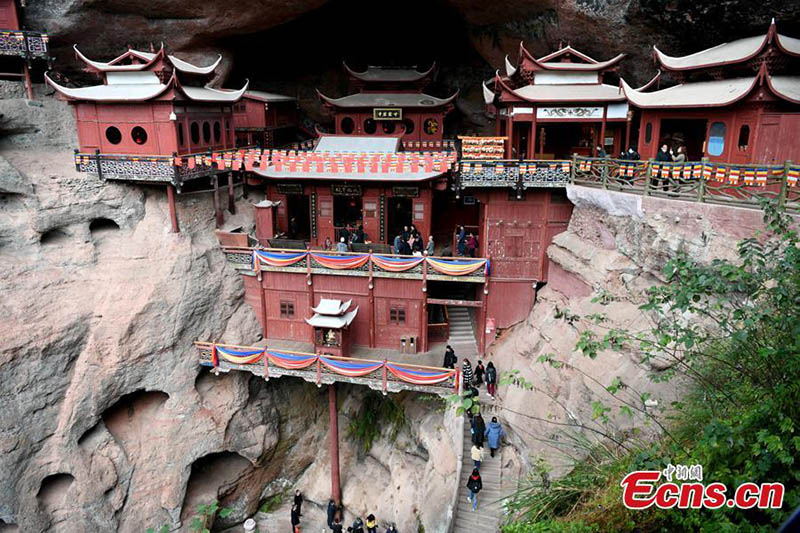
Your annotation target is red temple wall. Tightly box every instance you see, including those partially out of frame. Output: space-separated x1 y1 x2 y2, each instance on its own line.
74 102 235 156
637 105 800 165
333 110 446 143
0 0 19 30
233 99 266 130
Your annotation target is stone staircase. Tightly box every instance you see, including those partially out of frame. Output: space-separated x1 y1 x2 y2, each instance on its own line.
453 388 504 532
446 306 479 361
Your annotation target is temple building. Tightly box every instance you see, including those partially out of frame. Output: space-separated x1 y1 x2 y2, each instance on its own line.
483 43 630 159
232 90 299 148
317 62 458 147
0 0 51 99
47 44 250 231
623 20 800 164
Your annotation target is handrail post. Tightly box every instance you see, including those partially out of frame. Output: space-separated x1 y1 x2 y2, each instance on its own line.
644 158 653 196
95 149 104 181
601 158 609 189
570 153 577 184
698 157 709 203
779 160 790 208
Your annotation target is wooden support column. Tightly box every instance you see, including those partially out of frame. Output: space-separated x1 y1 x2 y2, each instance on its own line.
421 259 428 353
625 110 633 151
329 384 341 504
259 278 268 340
505 115 513 158
212 176 223 228
23 64 33 101
227 172 236 214
307 246 315 344
166 184 180 233
368 254 376 348
529 116 537 159
599 107 608 155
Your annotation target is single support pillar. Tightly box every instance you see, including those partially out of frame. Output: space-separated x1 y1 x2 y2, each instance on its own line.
23 64 33 101
227 172 236 214
166 184 180 233
212 176 223 228
329 384 342 504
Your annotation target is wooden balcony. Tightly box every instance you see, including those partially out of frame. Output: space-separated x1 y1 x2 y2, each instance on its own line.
222 247 490 283
455 156 800 213
0 30 50 60
195 341 460 396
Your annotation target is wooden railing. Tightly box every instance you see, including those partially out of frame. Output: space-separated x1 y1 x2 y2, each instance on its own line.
222 246 490 282
194 341 459 396
456 156 800 213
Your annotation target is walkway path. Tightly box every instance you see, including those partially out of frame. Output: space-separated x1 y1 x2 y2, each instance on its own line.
447 306 479 360
453 387 505 532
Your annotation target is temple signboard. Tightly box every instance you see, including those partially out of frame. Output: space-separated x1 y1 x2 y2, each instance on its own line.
536 107 603 119
373 108 402 120
331 183 362 196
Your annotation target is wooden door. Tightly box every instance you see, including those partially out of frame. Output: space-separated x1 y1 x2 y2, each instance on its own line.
755 115 782 165
317 193 335 247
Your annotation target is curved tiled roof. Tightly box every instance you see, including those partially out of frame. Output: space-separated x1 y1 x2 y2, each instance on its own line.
317 90 458 108
74 45 222 75
767 76 800 104
621 76 758 108
45 72 174 102
517 42 625 72
343 62 435 83
168 54 222 75
178 81 249 102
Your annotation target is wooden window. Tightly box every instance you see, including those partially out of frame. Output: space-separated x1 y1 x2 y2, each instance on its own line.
105 126 122 145
389 306 406 325
737 125 750 151
131 126 148 145
280 301 295 318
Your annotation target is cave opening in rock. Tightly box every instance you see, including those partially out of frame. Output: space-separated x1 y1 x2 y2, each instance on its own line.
36 473 75 510
101 389 170 444
0 520 19 533
181 451 257 527
39 227 69 245
89 217 120 235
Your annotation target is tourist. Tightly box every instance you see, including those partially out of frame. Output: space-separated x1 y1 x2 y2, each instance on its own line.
290 503 300 532
626 146 641 161
350 516 365 533
471 442 485 470
340 225 351 244
385 524 398 533
467 233 478 257
365 514 378 533
332 516 343 533
656 143 672 162
596 145 608 158
485 416 506 458
443 345 456 369
471 412 486 446
672 145 687 163
337 237 348 253
412 234 423 254
462 359 473 390
327 499 337 528
474 360 485 387
293 489 303 516
457 226 466 256
466 468 483 511
324 236 333 250
425 235 435 255
393 233 403 254
402 225 410 241
410 224 419 238
486 361 497 399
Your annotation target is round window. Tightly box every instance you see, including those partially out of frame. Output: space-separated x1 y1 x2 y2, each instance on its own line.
190 122 200 144
131 126 148 145
423 118 439 135
213 121 221 142
402 119 415 135
105 126 122 145
202 122 211 143
363 118 377 134
340 117 355 134
382 121 396 134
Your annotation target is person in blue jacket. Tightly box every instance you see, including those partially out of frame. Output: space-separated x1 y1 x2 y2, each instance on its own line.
484 416 505 458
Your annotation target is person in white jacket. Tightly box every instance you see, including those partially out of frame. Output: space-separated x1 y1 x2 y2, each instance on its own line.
471 443 485 470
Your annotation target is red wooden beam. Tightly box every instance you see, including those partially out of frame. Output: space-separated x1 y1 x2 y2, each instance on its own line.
167 184 180 233
426 298 482 307
329 384 341 504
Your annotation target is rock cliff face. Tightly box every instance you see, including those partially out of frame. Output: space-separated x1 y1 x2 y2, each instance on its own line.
485 186 774 480
0 93 457 532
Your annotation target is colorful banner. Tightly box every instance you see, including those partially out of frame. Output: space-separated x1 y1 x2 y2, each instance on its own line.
319 356 384 377
386 363 457 385
216 346 264 365
372 255 425 272
255 250 307 267
266 350 318 370
426 257 489 277
310 253 370 270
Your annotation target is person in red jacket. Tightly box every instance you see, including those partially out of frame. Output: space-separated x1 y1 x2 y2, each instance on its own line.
466 468 483 511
